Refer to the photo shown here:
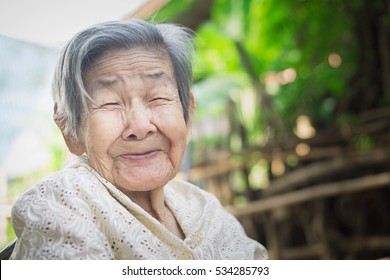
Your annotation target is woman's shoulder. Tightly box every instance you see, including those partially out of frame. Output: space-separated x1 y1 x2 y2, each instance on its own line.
9 156 117 259
12 156 99 209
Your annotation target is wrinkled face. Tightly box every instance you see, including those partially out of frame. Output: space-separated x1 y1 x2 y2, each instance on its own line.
77 48 192 193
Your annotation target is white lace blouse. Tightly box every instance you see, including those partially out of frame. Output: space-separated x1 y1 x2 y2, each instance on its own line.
10 156 268 260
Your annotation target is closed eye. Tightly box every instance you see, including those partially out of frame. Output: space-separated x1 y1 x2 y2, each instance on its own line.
98 102 122 109
150 97 171 102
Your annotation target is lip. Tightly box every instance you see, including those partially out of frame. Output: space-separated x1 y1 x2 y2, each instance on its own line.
119 150 160 161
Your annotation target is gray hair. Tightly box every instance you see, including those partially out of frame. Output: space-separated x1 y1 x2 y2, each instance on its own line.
52 20 194 141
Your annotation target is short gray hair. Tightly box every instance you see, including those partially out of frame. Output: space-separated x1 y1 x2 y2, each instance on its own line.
52 20 194 141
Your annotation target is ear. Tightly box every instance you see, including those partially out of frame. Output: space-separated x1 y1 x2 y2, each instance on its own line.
185 92 196 144
53 104 85 156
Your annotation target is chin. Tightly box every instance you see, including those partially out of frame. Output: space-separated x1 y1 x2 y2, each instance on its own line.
118 177 170 192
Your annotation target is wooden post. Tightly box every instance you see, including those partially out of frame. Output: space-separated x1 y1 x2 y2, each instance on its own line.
263 213 280 259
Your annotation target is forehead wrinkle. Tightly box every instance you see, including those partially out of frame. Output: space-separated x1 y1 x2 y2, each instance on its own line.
85 49 177 94
94 71 171 90
90 68 175 94
89 49 172 76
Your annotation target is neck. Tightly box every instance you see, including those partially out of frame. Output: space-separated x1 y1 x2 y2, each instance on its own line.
122 186 185 240
125 187 167 222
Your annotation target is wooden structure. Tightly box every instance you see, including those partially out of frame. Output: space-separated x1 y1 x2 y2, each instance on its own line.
189 106 390 259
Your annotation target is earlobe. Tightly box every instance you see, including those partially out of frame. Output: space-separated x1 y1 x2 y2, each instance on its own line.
53 104 85 156
63 135 85 156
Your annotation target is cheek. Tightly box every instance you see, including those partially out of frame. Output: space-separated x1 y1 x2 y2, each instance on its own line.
159 115 189 160
83 112 124 152
154 106 187 139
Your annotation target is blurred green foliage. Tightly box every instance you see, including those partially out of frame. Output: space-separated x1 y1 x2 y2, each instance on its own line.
152 0 387 147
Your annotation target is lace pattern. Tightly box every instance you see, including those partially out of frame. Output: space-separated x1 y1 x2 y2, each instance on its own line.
10 155 268 260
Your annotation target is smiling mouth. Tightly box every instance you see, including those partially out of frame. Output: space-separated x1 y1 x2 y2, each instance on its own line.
120 150 160 161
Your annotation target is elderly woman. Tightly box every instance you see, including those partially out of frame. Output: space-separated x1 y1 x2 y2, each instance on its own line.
10 20 267 260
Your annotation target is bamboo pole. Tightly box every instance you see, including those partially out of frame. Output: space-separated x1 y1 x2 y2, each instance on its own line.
264 147 390 196
228 172 390 218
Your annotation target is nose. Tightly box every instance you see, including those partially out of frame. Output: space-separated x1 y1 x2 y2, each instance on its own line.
121 103 157 140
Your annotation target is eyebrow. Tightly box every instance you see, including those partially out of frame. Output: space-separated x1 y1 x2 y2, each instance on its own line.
92 71 173 92
94 77 120 90
143 71 172 82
